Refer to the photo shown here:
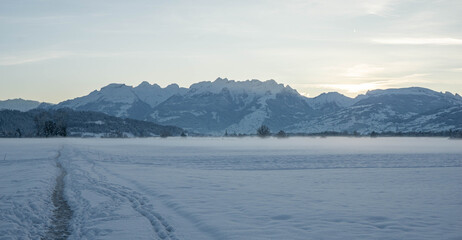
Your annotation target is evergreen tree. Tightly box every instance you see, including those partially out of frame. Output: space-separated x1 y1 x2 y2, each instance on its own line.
370 131 378 138
257 125 271 137
276 130 287 138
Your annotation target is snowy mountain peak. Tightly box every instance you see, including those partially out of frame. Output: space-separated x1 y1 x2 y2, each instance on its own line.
189 78 292 96
444 91 462 100
365 87 440 97
360 87 462 105
314 92 349 101
166 83 181 90
454 93 462 103
135 82 162 90
133 82 187 108
137 81 152 88
102 83 127 89
55 83 137 113
97 84 136 103
309 92 355 108
214 77 229 83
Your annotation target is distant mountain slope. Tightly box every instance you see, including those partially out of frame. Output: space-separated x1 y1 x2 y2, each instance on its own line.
55 82 187 119
0 109 184 137
150 78 312 133
0 99 44 112
47 78 462 135
308 92 356 109
287 87 462 134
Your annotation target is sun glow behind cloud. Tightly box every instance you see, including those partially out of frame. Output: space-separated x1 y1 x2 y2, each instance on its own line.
320 83 382 93
342 64 384 78
313 73 432 95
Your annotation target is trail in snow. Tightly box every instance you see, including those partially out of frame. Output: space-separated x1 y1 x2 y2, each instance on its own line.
84 177 177 240
64 147 178 240
43 151 72 240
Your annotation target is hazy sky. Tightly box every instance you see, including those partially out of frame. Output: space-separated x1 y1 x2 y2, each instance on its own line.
1 0 461 103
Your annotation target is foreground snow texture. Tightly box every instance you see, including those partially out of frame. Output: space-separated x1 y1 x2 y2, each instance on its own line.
1 138 462 240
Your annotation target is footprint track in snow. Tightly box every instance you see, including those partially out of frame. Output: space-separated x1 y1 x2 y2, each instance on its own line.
65 148 178 240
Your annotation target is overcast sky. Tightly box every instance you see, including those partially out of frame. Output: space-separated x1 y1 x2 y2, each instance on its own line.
1 0 461 103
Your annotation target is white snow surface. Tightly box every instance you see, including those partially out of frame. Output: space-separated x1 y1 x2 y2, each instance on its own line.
0 139 58 239
1 137 462 240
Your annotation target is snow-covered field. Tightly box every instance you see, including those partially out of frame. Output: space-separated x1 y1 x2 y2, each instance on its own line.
1 137 461 240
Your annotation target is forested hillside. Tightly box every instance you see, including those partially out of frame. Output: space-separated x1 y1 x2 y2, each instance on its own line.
0 108 184 138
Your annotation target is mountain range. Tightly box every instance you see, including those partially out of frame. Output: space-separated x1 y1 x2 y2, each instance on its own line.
2 78 462 135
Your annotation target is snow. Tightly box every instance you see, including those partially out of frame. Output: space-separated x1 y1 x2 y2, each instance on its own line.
308 92 355 108
91 84 137 104
86 120 105 125
0 139 58 239
60 78 296 115
152 115 180 123
365 87 440 97
58 84 137 110
189 78 294 96
58 81 188 112
134 82 187 108
362 87 462 105
1 137 462 240
224 95 273 134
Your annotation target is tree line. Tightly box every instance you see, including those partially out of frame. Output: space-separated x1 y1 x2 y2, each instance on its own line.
221 125 462 139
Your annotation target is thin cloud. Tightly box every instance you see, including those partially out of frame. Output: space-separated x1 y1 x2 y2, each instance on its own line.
361 0 396 16
343 64 384 78
0 51 70 66
372 38 462 45
297 73 431 95
0 51 150 66
319 82 383 93
0 13 106 24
